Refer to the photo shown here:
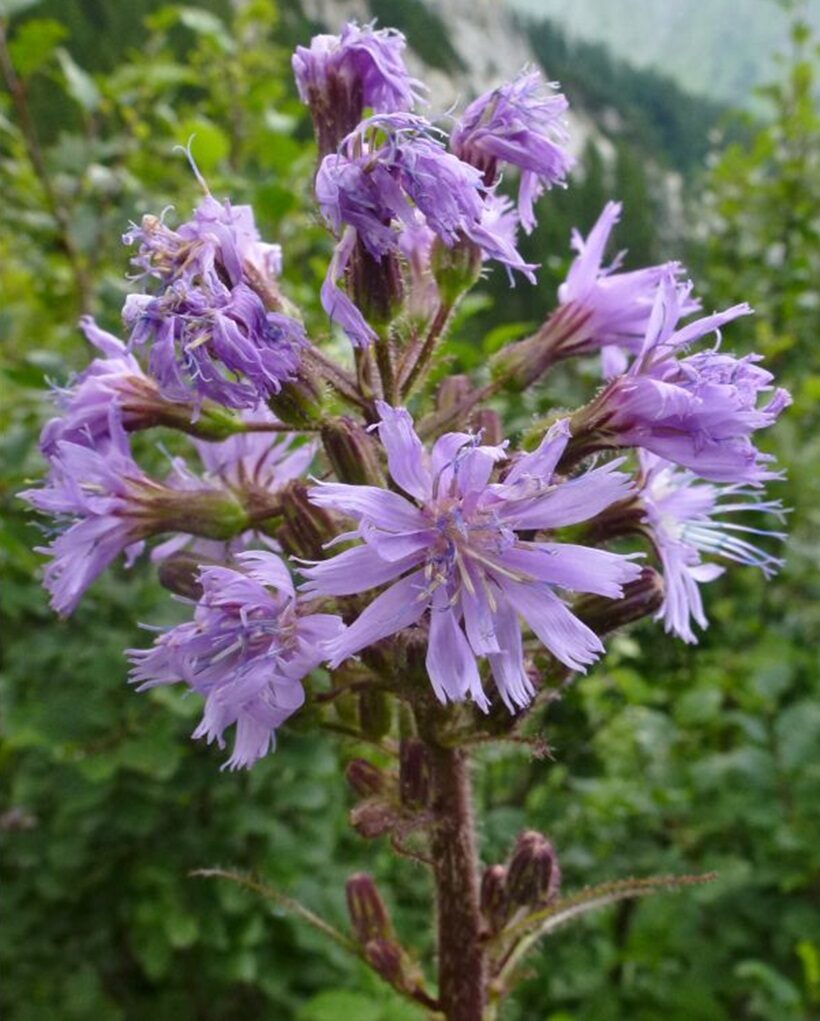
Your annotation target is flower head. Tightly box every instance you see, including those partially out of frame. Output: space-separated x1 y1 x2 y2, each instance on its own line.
556 202 698 376
40 317 159 455
582 276 791 483
128 551 343 768
302 404 641 710
21 407 248 615
124 192 304 410
316 114 536 345
637 451 786 642
293 22 423 154
452 70 573 233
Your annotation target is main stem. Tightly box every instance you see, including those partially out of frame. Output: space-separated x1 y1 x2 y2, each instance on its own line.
427 743 486 1021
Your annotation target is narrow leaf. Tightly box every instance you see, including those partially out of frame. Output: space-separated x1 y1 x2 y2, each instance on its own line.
192 868 361 959
493 872 717 989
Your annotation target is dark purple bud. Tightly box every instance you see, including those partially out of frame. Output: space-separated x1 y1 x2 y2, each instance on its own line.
472 408 503 446
277 480 338 561
364 938 404 985
576 567 665 636
346 873 393 945
436 374 473 415
350 800 397 840
399 738 430 809
506 831 561 908
321 416 386 486
345 758 386 799
157 552 223 600
349 240 405 329
480 864 509 934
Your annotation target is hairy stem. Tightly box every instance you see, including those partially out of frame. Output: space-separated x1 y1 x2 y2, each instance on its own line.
427 743 485 1021
400 302 453 399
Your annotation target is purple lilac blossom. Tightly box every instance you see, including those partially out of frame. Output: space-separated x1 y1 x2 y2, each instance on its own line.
293 22 423 154
301 404 641 710
316 113 536 346
123 193 304 410
21 407 168 615
451 69 573 233
128 551 344 769
637 451 785 642
586 275 791 483
40 316 160 455
554 201 697 377
152 407 317 562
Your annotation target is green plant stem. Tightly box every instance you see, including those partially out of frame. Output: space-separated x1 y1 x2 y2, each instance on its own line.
400 303 453 399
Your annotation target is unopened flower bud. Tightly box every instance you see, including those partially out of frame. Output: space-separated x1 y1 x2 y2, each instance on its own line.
472 408 503 446
431 236 483 306
576 567 664 636
267 375 325 429
399 738 430 809
359 689 392 741
436 374 473 415
506 831 561 908
350 242 404 329
345 758 386 799
350 800 396 839
277 480 338 560
480 864 509 934
321 417 386 486
157 552 223 600
346 873 393 945
364 938 404 985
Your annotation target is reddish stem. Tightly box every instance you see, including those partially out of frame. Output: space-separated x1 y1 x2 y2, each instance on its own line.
427 743 486 1021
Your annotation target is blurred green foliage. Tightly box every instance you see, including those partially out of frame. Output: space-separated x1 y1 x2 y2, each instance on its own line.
1 2 818 1020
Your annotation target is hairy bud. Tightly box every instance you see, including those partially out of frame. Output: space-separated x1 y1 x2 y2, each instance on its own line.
346 873 393 945
480 864 509 934
431 235 483 306
364 938 404 985
399 738 431 809
267 375 325 429
350 800 397 839
277 480 337 560
157 552 222 600
506 831 561 908
436 374 473 415
359 689 392 741
472 408 503 446
576 567 665 636
345 758 386 799
321 417 386 487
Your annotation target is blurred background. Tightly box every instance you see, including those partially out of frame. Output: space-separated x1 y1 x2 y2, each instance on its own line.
0 1 818 1019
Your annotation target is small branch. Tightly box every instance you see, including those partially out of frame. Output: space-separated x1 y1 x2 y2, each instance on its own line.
303 348 370 412
490 872 718 996
192 868 361 958
400 302 453 399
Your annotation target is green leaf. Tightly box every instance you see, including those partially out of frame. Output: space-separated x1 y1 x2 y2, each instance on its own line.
298 990 382 1021
55 48 101 112
7 18 66 78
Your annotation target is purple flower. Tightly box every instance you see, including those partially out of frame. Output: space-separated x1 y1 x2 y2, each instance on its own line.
581 276 791 483
554 201 697 376
124 193 304 410
128 551 344 769
40 317 159 455
316 114 536 345
452 70 573 233
293 22 424 155
21 406 248 616
637 451 785 642
301 404 641 710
